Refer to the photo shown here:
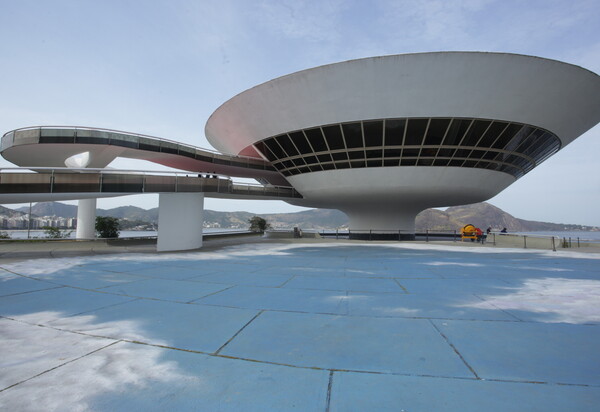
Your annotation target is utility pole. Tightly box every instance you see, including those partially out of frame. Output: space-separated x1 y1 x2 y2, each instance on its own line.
27 202 32 239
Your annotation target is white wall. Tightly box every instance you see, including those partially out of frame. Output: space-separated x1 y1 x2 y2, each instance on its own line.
206 52 600 154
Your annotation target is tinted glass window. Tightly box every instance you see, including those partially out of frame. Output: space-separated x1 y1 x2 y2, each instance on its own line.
461 120 491 147
516 129 545 154
363 120 383 147
477 121 508 148
384 119 406 146
443 119 471 146
366 149 382 159
504 125 534 152
277 134 299 157
317 154 333 163
289 131 312 154
492 124 522 149
331 152 348 161
384 148 401 157
253 142 273 160
342 122 363 148
424 118 450 145
404 119 428 145
305 128 327 152
348 150 364 159
323 125 345 150
303 155 318 165
264 139 285 159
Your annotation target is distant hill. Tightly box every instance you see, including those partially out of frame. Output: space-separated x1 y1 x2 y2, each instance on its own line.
0 205 27 218
415 203 598 232
6 201 599 232
16 202 78 218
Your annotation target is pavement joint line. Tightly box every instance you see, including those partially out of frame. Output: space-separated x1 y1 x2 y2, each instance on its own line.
214 310 265 355
0 285 64 298
0 319 597 389
0 339 121 394
94 278 150 290
473 293 524 322
186 285 237 303
277 275 296 288
428 319 480 380
393 278 409 293
64 297 141 318
325 370 334 412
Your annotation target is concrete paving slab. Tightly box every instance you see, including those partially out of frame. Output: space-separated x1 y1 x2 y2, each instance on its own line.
432 319 600 385
197 285 348 314
0 274 58 297
284 274 406 293
0 287 135 321
122 265 218 280
48 298 260 353
0 341 330 412
30 268 148 289
330 370 600 412
220 311 474 377
346 291 518 321
100 278 233 302
398 277 513 296
187 271 294 287
0 317 116 391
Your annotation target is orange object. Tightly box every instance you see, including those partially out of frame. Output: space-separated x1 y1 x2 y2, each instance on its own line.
461 224 478 240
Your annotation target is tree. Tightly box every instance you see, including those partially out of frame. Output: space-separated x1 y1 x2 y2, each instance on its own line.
95 216 120 238
42 226 71 239
248 216 271 232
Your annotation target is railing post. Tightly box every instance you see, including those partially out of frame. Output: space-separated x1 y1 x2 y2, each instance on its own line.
523 235 527 249
552 236 556 252
577 237 580 248
369 229 372 241
493 233 496 246
453 230 456 242
336 229 338 240
426 229 429 242
50 169 55 193
569 237 572 248
398 230 401 241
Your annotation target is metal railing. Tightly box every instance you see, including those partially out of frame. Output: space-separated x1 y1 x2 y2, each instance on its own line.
1 126 275 171
0 167 301 199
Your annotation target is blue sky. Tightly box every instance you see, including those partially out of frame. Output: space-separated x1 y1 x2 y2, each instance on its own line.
1 0 599 225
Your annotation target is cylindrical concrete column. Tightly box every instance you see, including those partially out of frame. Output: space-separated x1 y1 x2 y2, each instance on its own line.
76 198 97 239
157 193 204 252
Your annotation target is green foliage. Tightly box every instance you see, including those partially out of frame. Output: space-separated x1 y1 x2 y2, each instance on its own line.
95 216 120 238
42 226 71 239
248 216 271 232
0 231 11 239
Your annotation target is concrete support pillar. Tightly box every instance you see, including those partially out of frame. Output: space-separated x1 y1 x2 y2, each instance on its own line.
157 193 204 252
76 198 97 239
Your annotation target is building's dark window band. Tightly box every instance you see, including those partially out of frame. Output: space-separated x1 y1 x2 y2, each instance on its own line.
253 117 560 179
276 156 527 175
270 145 536 167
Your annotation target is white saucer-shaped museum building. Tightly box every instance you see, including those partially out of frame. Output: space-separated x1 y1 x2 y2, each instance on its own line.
206 52 600 238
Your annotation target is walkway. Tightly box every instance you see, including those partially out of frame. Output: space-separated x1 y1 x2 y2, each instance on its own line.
1 240 599 411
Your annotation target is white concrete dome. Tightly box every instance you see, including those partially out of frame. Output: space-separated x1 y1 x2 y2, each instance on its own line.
206 52 600 234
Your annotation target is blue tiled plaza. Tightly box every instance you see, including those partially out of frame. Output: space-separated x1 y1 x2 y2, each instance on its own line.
1 241 599 411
